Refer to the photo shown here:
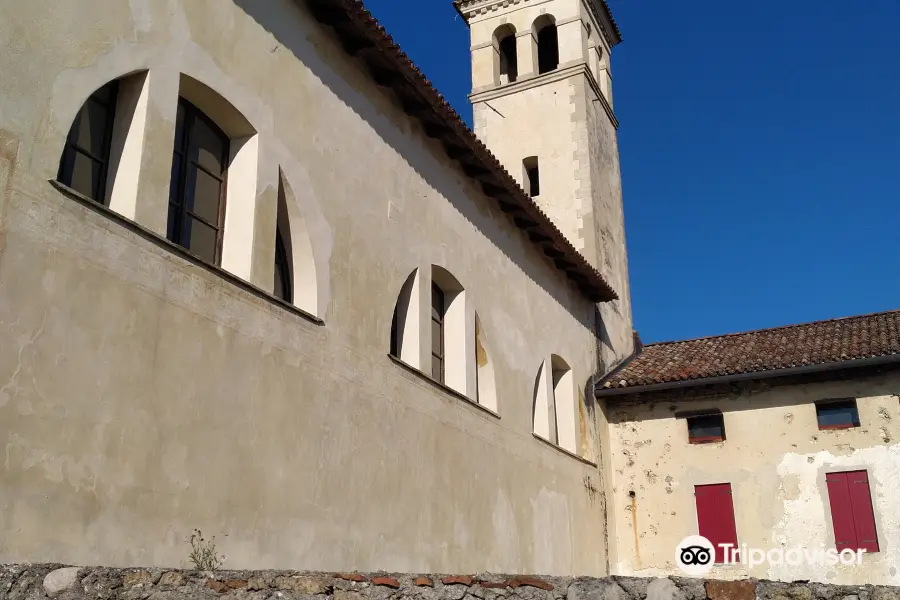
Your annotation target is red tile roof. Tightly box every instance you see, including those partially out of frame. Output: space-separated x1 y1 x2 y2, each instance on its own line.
299 0 617 302
599 309 900 392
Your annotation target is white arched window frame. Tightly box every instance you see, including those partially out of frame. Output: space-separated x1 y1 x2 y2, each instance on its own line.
389 265 496 410
533 355 577 453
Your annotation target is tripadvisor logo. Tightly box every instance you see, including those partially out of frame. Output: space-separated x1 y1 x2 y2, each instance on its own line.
675 535 868 576
676 535 715 576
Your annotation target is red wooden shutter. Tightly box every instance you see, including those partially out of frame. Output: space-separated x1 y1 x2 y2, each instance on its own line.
848 471 879 552
826 472 857 551
826 470 879 553
695 483 738 563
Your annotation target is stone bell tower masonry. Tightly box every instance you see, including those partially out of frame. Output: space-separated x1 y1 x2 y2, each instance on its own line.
456 0 634 370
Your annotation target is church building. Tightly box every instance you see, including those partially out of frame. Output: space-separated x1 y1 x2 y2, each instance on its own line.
0 0 897 587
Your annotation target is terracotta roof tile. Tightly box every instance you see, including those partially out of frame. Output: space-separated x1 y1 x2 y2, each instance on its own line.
299 0 617 302
600 309 900 391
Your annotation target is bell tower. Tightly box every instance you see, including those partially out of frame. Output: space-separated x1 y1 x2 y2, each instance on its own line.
455 0 634 370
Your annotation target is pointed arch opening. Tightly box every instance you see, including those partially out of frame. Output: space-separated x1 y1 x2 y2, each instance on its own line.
276 168 318 314
390 269 420 367
57 70 150 217
493 24 518 85
534 15 559 75
533 355 576 453
274 179 293 304
475 312 498 412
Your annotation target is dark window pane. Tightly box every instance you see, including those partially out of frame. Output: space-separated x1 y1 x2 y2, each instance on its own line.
274 260 285 300
431 318 443 356
174 103 186 150
70 152 101 199
432 284 444 319
432 356 443 382
75 100 111 157
168 155 183 205
274 231 291 303
499 35 517 82
190 116 227 175
688 415 724 440
185 216 218 263
188 167 222 225
538 25 559 74
91 82 116 105
166 204 180 243
817 401 860 428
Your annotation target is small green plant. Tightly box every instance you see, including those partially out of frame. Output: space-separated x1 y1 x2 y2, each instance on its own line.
186 528 225 571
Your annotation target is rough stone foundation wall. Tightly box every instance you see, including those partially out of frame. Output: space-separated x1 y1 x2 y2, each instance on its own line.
4 566 899 600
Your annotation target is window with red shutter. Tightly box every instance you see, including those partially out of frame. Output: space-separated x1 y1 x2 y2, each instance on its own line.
826 470 879 553
695 483 739 563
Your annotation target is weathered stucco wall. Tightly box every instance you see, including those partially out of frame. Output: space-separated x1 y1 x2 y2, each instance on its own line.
0 0 609 574
604 370 900 585
6 564 900 600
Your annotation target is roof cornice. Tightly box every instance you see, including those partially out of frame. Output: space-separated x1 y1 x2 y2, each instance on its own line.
300 0 617 302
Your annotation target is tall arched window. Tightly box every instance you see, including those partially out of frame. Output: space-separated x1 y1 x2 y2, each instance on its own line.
389 267 479 402
273 172 294 304
494 25 518 85
533 355 576 453
57 81 119 203
534 16 559 74
167 98 230 265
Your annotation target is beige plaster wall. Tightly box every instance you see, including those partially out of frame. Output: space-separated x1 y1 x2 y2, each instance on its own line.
0 0 609 574
605 371 900 585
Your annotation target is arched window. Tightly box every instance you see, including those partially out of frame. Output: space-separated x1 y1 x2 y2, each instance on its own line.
533 355 576 453
167 98 230 265
494 25 518 85
273 172 294 304
389 266 479 401
534 16 559 74
57 81 119 202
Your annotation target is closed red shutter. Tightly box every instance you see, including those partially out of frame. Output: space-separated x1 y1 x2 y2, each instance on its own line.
826 470 879 553
849 472 879 553
695 483 738 563
826 472 856 551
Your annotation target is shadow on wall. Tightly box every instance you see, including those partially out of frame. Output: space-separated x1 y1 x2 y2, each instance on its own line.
231 0 595 330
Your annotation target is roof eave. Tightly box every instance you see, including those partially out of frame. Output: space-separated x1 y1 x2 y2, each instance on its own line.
299 0 617 303
595 353 900 398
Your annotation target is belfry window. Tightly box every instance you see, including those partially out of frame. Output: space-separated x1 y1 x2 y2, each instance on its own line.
524 157 540 197
496 26 518 84
535 18 559 74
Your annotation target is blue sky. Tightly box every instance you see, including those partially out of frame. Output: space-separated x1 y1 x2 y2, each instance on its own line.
362 0 900 343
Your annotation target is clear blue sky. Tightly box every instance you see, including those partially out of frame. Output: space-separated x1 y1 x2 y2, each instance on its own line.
363 0 900 343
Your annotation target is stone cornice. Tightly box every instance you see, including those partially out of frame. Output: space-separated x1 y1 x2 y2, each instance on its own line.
469 63 618 129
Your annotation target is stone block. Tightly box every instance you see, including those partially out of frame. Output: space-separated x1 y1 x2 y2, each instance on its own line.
158 572 184 587
123 571 153 587
707 580 757 600
43 568 81 595
647 579 686 600
567 579 627 600
275 575 332 594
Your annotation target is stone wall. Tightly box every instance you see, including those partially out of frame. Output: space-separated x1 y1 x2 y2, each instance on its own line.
4 566 899 600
